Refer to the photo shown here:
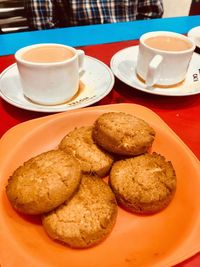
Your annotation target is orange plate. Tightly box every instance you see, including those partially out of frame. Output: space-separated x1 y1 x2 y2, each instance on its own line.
0 103 200 267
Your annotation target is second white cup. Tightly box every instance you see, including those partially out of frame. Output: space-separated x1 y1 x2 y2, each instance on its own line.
136 31 196 87
15 43 85 105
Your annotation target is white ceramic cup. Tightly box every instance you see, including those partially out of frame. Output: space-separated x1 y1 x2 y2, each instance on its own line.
15 43 85 105
136 31 196 87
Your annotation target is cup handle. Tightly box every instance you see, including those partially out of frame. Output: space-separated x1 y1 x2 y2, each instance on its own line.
145 55 163 87
77 49 85 77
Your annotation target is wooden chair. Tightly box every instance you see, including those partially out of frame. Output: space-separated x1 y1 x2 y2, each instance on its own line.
0 0 29 34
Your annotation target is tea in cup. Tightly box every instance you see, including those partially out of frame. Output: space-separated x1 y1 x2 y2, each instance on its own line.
136 31 195 87
15 43 85 105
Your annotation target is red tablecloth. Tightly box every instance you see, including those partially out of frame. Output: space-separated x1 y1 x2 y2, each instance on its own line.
1 40 200 160
0 40 200 266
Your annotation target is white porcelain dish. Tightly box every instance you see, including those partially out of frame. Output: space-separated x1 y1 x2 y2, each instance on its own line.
188 26 200 49
0 56 115 112
110 45 200 96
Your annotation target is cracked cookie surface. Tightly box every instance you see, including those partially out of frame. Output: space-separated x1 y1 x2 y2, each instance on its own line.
92 112 155 156
59 126 113 177
109 152 177 214
42 174 118 248
6 150 81 215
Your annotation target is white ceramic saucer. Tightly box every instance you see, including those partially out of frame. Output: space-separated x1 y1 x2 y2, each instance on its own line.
0 56 114 112
110 45 200 96
188 26 200 49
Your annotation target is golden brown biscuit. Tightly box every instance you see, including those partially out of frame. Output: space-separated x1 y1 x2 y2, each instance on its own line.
92 112 155 156
59 126 113 177
6 150 81 215
42 174 118 248
109 152 176 214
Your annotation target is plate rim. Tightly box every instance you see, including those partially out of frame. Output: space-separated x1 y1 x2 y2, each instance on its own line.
0 56 115 113
0 103 200 267
110 45 200 97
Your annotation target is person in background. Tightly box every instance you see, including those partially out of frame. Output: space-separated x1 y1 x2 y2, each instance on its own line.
25 0 164 30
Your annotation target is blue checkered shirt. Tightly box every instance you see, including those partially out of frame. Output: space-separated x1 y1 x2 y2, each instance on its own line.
25 0 163 30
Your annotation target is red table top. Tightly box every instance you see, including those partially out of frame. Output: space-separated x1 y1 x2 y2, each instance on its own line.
0 40 200 266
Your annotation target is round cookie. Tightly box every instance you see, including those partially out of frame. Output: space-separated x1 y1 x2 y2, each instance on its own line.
92 112 155 156
6 150 81 215
42 174 118 248
109 152 176 214
59 126 113 177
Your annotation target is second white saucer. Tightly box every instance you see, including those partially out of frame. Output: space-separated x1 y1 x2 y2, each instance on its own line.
110 45 200 96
